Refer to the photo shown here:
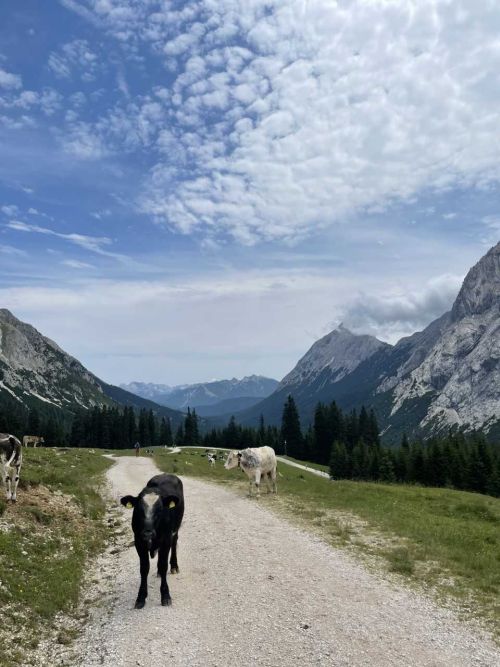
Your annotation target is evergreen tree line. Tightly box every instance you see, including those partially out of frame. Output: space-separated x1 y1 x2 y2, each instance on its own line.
331 430 500 497
2 392 499 497
69 405 174 449
0 403 67 446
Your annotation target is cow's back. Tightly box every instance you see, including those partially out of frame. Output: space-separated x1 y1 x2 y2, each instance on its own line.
243 446 276 472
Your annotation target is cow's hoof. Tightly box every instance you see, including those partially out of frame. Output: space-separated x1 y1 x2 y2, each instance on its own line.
161 596 172 606
134 599 146 609
170 566 179 574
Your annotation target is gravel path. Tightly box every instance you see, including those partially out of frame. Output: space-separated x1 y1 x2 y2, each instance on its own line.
74 456 498 667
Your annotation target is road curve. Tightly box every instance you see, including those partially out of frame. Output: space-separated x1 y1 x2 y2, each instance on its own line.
72 456 497 667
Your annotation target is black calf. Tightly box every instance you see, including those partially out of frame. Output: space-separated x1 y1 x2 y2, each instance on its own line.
121 473 184 609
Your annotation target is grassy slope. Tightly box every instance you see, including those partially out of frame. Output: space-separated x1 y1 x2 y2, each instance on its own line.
153 448 500 635
0 448 113 666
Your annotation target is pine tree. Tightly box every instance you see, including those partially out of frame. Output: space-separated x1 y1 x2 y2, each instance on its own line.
313 403 331 465
160 418 173 447
329 441 349 479
379 451 396 482
281 395 304 459
175 423 184 446
224 416 239 449
27 407 40 434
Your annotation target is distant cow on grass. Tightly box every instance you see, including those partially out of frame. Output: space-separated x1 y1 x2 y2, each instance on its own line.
23 435 44 448
0 433 22 502
121 474 184 609
224 446 277 497
207 453 216 467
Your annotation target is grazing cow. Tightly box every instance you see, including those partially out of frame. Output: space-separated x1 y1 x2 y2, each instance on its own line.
224 446 277 497
121 474 184 609
0 433 22 502
207 453 216 467
22 435 44 448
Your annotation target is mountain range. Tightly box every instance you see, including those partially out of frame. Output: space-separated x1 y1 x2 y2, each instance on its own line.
120 376 279 415
235 242 500 442
1 242 499 443
0 309 184 426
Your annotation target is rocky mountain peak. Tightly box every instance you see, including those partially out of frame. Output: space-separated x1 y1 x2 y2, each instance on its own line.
280 325 389 387
451 242 500 321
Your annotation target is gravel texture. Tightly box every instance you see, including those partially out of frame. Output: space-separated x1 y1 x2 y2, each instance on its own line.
70 456 498 667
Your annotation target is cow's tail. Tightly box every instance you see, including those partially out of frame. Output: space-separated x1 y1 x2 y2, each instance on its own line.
7 437 21 466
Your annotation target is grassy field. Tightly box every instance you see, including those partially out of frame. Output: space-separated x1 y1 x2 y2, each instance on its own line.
0 448 113 666
154 447 500 635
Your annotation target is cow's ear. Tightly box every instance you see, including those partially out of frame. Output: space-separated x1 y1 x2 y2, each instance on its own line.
120 495 137 509
163 495 179 510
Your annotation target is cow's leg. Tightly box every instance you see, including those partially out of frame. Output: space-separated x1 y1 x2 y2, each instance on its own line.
170 532 179 574
264 471 273 493
134 546 150 609
271 467 277 494
0 462 10 501
254 469 261 497
158 544 172 606
11 461 21 502
4 466 12 502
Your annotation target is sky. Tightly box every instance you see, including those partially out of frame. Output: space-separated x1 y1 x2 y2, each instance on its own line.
0 0 499 386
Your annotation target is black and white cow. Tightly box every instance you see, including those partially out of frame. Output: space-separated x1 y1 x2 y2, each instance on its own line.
121 473 184 609
0 433 23 502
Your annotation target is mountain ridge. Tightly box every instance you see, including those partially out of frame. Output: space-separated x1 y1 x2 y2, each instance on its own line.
234 243 500 441
0 309 184 426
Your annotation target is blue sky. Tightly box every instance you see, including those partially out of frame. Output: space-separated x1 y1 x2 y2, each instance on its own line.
0 0 499 385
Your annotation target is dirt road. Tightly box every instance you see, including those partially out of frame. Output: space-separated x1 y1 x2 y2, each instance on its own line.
72 456 498 666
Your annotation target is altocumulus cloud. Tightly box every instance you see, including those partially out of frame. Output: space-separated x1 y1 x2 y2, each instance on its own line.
63 0 500 244
343 273 464 342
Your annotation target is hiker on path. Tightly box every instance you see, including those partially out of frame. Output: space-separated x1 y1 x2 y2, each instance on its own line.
134 441 141 457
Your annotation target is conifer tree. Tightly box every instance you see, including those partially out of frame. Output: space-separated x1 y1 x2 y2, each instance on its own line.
280 394 304 459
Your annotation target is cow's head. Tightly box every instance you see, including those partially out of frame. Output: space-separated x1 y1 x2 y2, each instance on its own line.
120 491 179 550
224 450 241 470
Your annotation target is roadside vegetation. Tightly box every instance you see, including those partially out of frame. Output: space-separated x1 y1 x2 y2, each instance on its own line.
154 447 500 635
0 448 113 666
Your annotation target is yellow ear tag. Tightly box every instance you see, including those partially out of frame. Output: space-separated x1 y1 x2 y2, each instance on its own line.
126 502 133 509
169 500 176 509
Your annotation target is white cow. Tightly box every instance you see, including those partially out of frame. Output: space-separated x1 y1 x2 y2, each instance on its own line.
224 446 277 497
23 435 44 448
0 433 23 502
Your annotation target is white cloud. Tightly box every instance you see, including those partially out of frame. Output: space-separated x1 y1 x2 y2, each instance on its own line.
62 259 95 269
48 39 100 80
64 0 500 244
1 204 20 217
0 244 28 257
0 68 22 89
0 269 347 383
343 273 464 342
6 220 125 259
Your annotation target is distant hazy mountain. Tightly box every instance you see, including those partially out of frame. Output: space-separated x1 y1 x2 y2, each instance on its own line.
236 242 500 441
119 381 175 401
121 375 279 411
194 395 267 417
0 309 183 425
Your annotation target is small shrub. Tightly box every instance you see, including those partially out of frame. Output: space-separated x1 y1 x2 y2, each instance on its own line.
386 546 415 575
26 506 52 525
